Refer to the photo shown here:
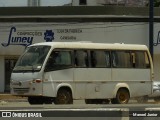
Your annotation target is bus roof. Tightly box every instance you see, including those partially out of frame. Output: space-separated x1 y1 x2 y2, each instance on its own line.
30 42 148 51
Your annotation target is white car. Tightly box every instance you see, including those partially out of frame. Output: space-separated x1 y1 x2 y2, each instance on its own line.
136 81 160 103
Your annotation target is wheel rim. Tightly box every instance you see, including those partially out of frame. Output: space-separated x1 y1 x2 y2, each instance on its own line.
119 93 127 103
118 90 129 104
56 90 72 104
58 93 68 104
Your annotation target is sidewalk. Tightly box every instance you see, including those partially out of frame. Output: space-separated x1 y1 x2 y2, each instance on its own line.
0 94 27 102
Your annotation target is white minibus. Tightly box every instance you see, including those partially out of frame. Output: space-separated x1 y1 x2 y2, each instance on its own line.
10 42 153 104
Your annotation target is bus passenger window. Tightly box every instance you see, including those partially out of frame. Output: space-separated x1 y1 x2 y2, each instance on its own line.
90 51 108 68
134 51 150 68
112 51 132 68
74 50 88 67
145 52 150 68
46 51 72 71
105 51 111 67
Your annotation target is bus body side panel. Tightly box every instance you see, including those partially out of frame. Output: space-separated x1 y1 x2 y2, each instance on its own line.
43 68 74 97
74 68 112 99
112 68 152 98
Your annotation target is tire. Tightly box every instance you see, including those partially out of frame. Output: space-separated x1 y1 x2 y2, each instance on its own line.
28 97 44 105
111 98 117 104
111 88 130 104
54 89 73 104
154 97 160 102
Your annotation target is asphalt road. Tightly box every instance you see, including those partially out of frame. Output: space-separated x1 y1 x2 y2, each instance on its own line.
0 100 160 120
0 99 160 110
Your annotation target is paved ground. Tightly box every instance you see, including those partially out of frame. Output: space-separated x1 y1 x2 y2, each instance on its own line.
0 94 159 104
0 94 27 102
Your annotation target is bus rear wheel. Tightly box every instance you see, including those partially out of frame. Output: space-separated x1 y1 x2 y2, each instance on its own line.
154 97 160 102
54 89 73 104
111 88 130 104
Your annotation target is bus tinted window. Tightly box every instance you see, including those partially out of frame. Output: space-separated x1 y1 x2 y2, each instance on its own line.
112 51 132 68
46 51 72 71
74 50 88 67
90 51 110 68
112 51 150 68
134 51 150 68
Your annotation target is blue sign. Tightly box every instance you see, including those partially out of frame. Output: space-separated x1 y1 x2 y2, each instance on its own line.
1 27 33 47
44 30 54 42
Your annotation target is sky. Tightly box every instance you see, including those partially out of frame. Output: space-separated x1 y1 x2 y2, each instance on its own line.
0 0 72 7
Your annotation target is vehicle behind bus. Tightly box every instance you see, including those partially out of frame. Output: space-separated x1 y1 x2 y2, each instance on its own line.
10 42 153 105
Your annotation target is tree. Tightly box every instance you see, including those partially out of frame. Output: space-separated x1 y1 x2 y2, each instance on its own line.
146 0 160 7
154 0 160 7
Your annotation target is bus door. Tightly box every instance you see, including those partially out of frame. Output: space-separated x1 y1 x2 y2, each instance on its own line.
43 50 74 97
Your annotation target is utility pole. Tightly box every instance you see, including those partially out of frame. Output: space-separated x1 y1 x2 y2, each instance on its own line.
149 0 154 59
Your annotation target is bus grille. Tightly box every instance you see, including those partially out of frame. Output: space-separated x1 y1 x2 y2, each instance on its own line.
13 88 29 93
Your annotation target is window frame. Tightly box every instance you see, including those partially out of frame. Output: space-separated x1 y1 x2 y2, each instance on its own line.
45 49 73 71
74 49 89 68
111 50 151 69
90 50 111 68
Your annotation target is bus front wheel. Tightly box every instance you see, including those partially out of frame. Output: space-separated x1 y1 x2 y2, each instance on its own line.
54 89 73 104
111 88 130 104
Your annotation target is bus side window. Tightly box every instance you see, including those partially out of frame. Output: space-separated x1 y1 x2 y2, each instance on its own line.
112 51 132 68
90 51 96 67
90 51 108 68
145 52 150 68
112 51 118 67
74 50 88 67
135 51 150 68
45 50 72 71
105 51 111 67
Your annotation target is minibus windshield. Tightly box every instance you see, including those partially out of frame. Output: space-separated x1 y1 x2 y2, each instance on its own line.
13 45 51 72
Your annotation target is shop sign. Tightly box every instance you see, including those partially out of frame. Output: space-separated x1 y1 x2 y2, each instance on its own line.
1 26 82 47
1 27 55 47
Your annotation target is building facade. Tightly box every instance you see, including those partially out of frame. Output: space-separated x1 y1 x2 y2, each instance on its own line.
0 6 160 93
